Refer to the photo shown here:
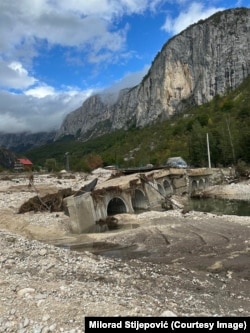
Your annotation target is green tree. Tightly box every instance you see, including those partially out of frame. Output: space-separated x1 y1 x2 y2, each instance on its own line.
189 121 207 167
45 158 58 172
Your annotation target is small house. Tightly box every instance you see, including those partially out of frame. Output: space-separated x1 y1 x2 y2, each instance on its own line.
14 158 33 171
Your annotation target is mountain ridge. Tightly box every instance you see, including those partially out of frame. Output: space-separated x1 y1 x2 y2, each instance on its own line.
55 7 250 141
0 7 249 152
0 131 56 153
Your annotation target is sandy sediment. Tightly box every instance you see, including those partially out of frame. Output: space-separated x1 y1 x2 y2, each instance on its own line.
0 171 249 332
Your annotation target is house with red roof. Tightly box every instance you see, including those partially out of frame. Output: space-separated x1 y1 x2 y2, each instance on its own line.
14 158 33 171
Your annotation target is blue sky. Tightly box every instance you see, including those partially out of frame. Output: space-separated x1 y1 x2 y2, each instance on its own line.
0 0 249 133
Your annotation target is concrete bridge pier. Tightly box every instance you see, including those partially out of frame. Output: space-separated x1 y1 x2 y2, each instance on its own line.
142 180 165 210
65 189 136 233
65 192 97 233
64 168 212 234
131 188 150 211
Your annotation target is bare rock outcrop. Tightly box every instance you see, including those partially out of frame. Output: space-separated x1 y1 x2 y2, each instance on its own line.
56 8 250 140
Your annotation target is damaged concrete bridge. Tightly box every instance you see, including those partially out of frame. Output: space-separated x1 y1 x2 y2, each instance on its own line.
65 167 212 233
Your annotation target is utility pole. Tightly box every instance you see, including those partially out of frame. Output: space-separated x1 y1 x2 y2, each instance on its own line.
65 152 70 171
206 133 211 168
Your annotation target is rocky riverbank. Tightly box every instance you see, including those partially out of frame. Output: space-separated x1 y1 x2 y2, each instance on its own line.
0 171 249 332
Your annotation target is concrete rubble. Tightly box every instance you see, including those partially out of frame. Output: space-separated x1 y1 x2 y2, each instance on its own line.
0 170 249 332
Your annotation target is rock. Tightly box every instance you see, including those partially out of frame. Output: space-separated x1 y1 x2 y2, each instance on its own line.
160 310 177 317
17 288 35 297
55 9 250 141
23 318 30 327
39 249 47 256
0 172 249 332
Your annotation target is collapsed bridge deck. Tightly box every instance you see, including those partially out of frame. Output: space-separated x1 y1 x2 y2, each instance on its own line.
65 167 212 233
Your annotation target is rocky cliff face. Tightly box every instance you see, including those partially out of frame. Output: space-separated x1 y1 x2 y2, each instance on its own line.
0 131 56 153
56 8 250 141
0 147 17 169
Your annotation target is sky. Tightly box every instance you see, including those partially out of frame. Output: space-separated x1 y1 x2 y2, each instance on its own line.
0 0 249 134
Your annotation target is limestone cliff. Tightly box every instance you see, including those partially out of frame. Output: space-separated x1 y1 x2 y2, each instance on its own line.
0 131 56 153
0 147 17 169
56 8 250 140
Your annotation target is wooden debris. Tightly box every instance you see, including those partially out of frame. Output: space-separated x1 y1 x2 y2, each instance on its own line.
18 188 75 213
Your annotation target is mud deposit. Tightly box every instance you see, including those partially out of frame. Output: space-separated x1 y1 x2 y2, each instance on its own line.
0 173 249 332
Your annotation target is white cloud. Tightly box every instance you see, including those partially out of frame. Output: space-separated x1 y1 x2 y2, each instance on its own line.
100 65 149 103
1 0 237 136
0 89 93 133
0 0 168 134
0 0 163 61
103 66 149 93
0 60 37 90
0 64 149 133
57 0 148 17
161 2 225 35
25 84 56 98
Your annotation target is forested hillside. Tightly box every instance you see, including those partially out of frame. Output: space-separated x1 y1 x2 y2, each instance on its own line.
23 75 250 172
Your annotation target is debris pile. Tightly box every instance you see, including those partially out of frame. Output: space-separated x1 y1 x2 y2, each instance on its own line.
18 188 75 213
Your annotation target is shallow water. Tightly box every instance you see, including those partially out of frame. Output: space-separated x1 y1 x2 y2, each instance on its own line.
57 197 250 260
185 197 250 216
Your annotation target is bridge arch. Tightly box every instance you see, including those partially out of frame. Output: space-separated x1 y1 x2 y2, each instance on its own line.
191 179 198 192
157 183 164 196
163 179 173 195
131 189 148 211
198 178 205 190
107 197 127 216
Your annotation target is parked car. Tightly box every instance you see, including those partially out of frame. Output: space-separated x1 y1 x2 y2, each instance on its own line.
165 157 188 168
